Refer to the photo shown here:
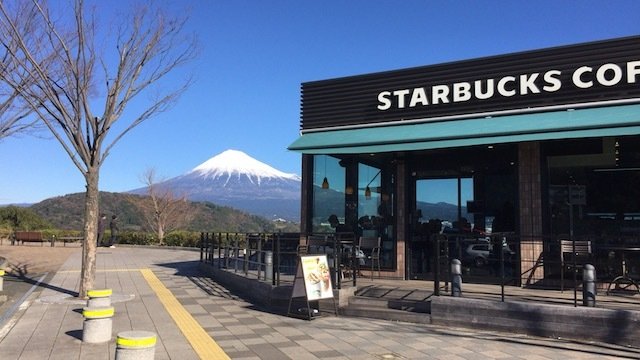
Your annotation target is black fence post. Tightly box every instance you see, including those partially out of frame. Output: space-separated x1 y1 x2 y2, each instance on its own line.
217 233 222 269
209 233 214 267
274 233 279 286
333 234 341 290
199 232 204 262
243 234 249 276
434 234 440 296
500 235 505 302
351 234 357 287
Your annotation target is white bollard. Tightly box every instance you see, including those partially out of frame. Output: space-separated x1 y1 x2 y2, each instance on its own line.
82 306 114 343
0 269 4 292
116 330 157 360
87 288 112 307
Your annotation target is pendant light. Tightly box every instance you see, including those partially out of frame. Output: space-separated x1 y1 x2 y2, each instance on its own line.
321 155 329 189
322 176 329 189
364 169 381 200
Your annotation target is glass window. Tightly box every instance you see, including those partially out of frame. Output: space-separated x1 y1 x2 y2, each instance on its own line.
312 155 345 233
311 155 396 269
358 162 395 268
358 163 382 237
416 178 473 233
544 136 640 282
545 136 640 240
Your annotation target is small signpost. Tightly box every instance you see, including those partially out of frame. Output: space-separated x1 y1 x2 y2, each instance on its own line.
287 255 337 320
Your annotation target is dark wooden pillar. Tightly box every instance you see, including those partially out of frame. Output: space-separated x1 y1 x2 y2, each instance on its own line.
518 142 545 286
395 158 407 279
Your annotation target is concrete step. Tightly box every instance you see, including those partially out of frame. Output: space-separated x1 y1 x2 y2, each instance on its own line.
348 295 431 313
339 295 432 324
341 305 432 324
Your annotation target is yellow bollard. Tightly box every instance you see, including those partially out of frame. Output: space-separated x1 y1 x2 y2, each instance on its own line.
0 269 4 292
116 330 157 360
87 288 112 307
82 306 114 343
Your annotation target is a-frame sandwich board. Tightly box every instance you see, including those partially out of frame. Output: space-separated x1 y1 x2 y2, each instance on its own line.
287 255 338 320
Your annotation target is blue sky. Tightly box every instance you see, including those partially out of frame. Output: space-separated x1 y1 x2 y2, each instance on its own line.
1 0 639 204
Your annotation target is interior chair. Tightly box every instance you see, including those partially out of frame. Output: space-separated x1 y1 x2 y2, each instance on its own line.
358 236 381 280
559 235 592 292
334 232 356 280
306 234 329 254
296 244 308 256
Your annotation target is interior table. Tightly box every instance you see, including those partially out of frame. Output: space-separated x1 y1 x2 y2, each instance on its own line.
601 245 640 295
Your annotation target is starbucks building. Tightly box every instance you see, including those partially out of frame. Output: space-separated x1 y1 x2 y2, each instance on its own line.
288 36 640 286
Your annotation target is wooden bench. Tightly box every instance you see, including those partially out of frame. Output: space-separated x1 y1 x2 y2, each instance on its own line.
13 231 48 246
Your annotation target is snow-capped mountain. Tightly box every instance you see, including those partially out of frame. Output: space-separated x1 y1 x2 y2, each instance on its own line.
130 149 301 221
191 149 300 185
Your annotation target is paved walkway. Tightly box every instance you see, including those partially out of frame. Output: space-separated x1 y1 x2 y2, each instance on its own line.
1 247 639 359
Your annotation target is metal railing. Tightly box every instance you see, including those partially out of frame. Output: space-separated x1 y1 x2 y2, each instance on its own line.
200 232 302 286
199 232 361 289
433 232 639 307
199 231 640 310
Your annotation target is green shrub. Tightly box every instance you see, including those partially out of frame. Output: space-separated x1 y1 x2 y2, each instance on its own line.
163 231 196 247
116 231 156 246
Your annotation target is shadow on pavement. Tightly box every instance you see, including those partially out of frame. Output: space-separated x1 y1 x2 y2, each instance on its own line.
155 260 287 316
65 329 83 341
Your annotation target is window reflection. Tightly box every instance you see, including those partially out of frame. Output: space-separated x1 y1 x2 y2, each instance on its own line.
311 155 395 269
358 163 382 238
358 163 394 268
312 155 345 232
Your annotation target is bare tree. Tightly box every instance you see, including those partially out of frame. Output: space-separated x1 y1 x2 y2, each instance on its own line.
0 2 43 139
0 0 196 297
135 168 192 244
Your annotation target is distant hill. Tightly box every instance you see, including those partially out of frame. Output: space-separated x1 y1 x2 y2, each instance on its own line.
29 192 299 233
416 201 469 222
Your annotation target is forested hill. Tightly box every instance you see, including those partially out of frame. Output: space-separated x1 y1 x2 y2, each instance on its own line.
29 192 298 233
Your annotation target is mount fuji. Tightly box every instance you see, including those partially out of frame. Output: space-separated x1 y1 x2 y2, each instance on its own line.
130 149 301 221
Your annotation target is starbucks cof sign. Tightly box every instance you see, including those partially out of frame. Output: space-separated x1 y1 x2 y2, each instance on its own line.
377 61 640 111
301 36 640 131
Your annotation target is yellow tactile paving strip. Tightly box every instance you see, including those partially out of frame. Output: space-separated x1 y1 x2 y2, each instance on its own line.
140 268 230 360
58 269 144 273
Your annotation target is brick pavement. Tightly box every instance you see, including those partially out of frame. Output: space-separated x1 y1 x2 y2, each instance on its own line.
1 246 639 359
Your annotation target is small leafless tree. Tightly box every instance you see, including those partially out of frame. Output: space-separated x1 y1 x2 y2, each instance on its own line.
0 0 197 297
136 168 192 245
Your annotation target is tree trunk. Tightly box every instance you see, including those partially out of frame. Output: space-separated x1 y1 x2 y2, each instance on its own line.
156 211 165 245
79 168 99 298
158 227 165 245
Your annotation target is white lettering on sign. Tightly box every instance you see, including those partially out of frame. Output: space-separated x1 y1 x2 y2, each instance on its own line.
572 66 592 89
377 91 392 110
543 70 562 92
628 61 640 83
475 79 494 99
377 60 640 111
520 73 540 95
453 82 471 102
409 87 428 107
596 63 622 87
432 85 450 104
394 89 410 108
497 76 516 97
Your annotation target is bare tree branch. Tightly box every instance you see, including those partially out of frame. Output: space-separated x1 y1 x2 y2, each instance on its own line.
0 0 197 296
0 2 43 139
133 168 192 244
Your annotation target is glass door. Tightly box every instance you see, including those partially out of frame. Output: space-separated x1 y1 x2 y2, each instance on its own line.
410 177 473 279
